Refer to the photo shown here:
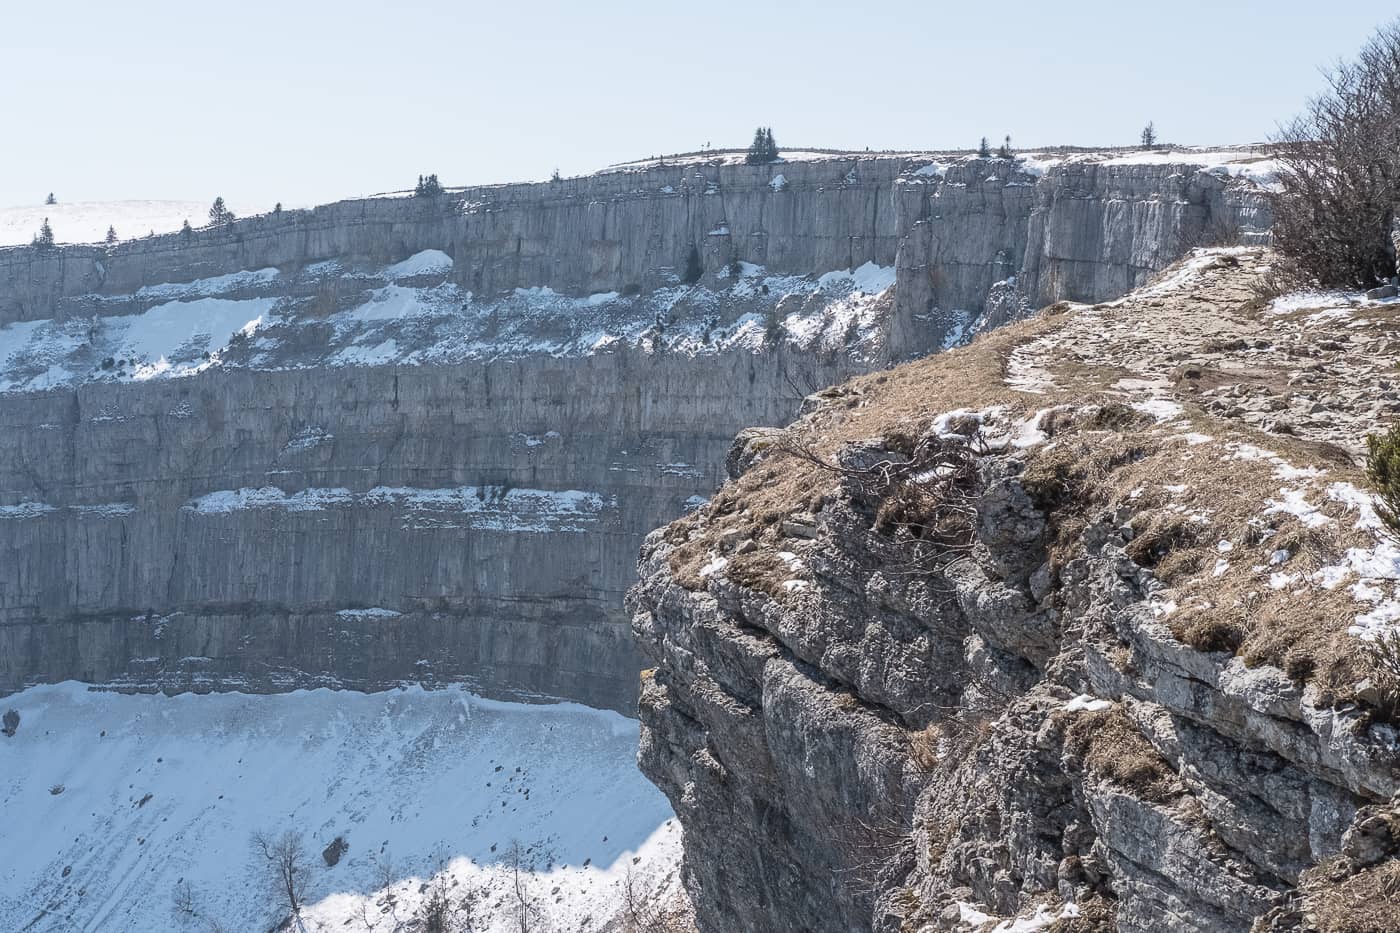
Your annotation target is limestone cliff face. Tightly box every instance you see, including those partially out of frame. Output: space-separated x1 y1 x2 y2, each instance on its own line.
631 250 1399 931
0 158 903 326
890 158 1272 355
0 152 1271 712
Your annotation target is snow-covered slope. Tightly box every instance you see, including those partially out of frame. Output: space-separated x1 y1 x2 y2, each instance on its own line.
0 683 681 932
0 200 207 246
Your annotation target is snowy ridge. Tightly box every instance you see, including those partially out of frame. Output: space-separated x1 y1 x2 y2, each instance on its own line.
897 147 1281 191
0 683 681 933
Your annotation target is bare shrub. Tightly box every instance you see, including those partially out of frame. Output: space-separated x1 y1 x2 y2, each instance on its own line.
504 840 547 933
251 829 311 930
1365 630 1400 721
774 429 981 574
619 868 695 933
170 880 229 932
172 879 198 917
414 860 482 933
1249 260 1308 304
1270 19 1400 287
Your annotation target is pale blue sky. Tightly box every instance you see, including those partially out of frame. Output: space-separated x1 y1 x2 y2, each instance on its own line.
1 2 1388 211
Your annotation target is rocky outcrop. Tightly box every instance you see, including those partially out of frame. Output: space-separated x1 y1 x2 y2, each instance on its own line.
0 152 1272 711
888 157 1271 355
631 251 1399 931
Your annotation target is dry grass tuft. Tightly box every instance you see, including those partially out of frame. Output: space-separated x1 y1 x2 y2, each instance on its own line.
1124 513 1204 579
726 550 793 599
1047 893 1118 932
1064 708 1182 805
1307 858 1400 933
1179 616 1247 655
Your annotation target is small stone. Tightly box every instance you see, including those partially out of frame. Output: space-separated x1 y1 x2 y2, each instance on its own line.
780 516 819 539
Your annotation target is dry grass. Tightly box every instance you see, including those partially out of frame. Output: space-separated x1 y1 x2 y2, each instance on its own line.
1064 708 1182 805
1306 858 1400 933
667 312 1064 591
1017 401 1378 702
1047 893 1117 932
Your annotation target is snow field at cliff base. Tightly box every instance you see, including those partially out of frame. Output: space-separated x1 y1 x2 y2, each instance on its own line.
0 683 682 932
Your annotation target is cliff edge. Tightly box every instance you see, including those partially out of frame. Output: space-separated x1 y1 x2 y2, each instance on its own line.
631 247 1400 932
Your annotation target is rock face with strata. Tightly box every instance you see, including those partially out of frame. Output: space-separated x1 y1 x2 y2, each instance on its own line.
0 152 1271 712
631 250 1399 931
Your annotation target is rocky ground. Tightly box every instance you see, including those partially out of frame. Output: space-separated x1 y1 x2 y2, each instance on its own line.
630 247 1400 933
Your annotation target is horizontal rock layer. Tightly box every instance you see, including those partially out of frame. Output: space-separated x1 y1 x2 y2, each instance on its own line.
0 154 1272 710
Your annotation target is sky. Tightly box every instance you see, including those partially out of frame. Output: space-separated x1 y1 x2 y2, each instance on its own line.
0 1 1390 212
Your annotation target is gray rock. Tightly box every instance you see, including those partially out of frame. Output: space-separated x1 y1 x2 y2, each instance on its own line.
633 427 1395 932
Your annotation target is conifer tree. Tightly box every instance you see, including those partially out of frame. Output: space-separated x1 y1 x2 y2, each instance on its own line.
208 197 235 226
32 218 55 248
978 137 991 158
746 127 780 164
105 226 118 245
1141 121 1157 149
45 192 56 205
273 202 282 214
745 127 767 164
415 174 443 197
996 135 1013 158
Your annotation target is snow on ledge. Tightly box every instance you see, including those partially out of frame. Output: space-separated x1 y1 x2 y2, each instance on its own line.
184 485 617 532
384 249 454 279
335 607 403 620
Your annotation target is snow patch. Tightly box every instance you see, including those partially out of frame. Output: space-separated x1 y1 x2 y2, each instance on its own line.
384 249 454 279
1065 695 1112 713
1131 398 1184 422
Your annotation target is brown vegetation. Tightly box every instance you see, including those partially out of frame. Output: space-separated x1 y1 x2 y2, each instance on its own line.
1064 708 1181 805
1306 858 1400 933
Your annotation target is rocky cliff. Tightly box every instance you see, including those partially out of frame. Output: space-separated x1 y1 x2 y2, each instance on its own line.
631 248 1400 931
0 150 1273 712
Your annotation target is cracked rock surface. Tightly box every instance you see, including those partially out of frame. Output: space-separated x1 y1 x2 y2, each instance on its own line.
631 248 1400 932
